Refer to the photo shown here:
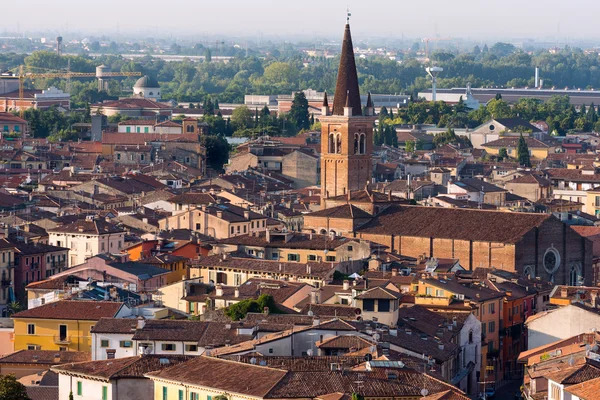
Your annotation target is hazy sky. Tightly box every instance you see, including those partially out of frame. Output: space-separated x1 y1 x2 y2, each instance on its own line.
6 0 594 41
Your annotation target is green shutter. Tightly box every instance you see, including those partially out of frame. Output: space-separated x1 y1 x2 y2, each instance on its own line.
179 389 184 400
77 381 82 396
102 386 108 400
163 386 167 400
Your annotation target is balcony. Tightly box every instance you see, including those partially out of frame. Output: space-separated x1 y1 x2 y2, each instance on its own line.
53 335 71 345
0 279 11 287
50 261 67 271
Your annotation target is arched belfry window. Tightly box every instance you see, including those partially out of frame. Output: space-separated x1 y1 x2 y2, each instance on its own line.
329 133 335 153
336 133 342 154
354 134 359 154
359 133 366 154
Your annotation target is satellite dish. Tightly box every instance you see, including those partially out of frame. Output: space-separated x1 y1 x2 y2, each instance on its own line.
307 310 314 316
364 353 373 362
307 349 313 356
250 357 257 365
568 356 575 366
373 333 381 342
421 389 429 397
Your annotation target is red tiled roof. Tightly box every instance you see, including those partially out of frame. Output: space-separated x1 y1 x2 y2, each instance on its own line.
146 356 288 397
357 205 550 243
52 354 192 379
0 112 27 124
0 350 89 365
12 300 125 320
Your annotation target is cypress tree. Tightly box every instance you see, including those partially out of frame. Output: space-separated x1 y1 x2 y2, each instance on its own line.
517 133 531 167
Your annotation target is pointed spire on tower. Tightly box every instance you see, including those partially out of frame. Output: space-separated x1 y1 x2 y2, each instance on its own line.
332 23 362 116
321 91 329 116
366 92 374 108
365 92 374 116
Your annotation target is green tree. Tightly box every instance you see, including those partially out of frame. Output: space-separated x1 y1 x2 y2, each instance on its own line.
225 294 279 321
203 97 215 116
517 134 531 167
7 301 21 316
231 106 253 130
200 135 230 171
205 48 212 63
498 147 508 161
289 91 310 131
405 140 415 153
0 375 30 400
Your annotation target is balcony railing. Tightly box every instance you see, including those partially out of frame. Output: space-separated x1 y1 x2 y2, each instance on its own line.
53 335 71 345
50 261 67 270
0 279 10 287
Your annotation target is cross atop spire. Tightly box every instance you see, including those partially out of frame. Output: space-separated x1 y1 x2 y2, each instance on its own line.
332 22 362 116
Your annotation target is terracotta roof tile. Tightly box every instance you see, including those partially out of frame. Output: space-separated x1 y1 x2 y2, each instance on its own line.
52 354 192 379
146 356 287 397
0 350 89 365
12 300 125 320
357 205 550 243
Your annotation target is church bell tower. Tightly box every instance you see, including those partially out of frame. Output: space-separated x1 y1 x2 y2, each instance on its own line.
320 23 376 208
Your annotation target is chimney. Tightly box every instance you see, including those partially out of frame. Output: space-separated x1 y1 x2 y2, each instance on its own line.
216 211 223 219
306 265 311 275
391 269 398 277
53 353 61 363
244 211 250 220
234 288 240 298
215 285 224 297
592 291 598 308
136 318 145 330
438 343 445 351
343 280 350 290
310 290 320 304
312 317 321 326
561 287 568 298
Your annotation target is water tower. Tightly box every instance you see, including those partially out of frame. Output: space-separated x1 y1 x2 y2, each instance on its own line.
426 66 443 101
56 36 63 56
96 65 110 91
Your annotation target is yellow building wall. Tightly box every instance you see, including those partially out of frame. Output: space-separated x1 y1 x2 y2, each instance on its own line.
188 266 324 288
13 318 96 352
586 191 600 216
483 146 548 160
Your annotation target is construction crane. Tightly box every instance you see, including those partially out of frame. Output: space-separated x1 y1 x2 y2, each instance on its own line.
421 37 453 61
4 66 141 117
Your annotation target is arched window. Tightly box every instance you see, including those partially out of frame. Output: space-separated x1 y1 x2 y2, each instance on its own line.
354 134 359 154
329 133 335 153
187 124 195 133
570 264 581 286
468 330 473 344
336 133 342 154
149 92 153 96
359 133 366 154
523 265 534 279
319 229 327 234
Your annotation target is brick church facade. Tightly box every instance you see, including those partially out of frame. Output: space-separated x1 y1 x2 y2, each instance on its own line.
303 23 593 286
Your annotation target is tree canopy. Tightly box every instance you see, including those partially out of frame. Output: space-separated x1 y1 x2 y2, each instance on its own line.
0 375 30 400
